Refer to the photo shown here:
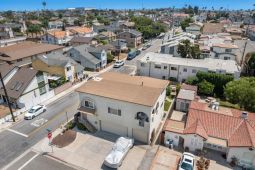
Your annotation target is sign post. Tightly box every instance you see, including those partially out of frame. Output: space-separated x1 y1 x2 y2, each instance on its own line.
47 129 53 152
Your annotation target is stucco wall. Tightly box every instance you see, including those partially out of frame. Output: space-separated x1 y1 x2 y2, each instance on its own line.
227 147 255 168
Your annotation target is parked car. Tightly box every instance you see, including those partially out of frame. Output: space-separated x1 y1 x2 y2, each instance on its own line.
113 60 124 68
127 49 141 60
178 152 195 170
104 137 134 168
24 105 46 120
142 43 151 50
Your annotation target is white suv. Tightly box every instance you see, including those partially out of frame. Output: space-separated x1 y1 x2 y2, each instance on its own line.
179 152 195 170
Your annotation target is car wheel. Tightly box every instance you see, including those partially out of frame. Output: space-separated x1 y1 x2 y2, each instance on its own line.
43 109 46 112
32 115 35 119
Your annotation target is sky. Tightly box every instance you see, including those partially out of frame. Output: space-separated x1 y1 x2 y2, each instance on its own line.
0 0 254 11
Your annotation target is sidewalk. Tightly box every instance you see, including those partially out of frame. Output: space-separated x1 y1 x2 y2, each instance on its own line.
0 79 87 131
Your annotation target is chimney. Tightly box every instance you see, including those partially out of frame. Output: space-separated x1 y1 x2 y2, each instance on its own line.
241 111 248 119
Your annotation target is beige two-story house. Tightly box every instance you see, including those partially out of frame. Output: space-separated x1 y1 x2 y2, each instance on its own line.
117 30 142 48
76 72 169 144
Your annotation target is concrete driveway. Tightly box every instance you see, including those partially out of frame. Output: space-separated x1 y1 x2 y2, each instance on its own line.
34 131 147 170
150 146 181 170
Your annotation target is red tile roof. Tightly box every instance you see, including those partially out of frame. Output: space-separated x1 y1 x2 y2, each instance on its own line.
186 101 255 147
183 120 208 139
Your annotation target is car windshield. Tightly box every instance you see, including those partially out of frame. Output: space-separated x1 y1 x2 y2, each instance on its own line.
28 108 36 113
116 61 122 64
181 162 193 170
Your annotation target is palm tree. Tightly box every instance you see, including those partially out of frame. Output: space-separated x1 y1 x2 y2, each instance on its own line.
42 1 46 11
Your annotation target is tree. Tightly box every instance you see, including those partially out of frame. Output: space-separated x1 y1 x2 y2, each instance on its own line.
225 77 255 112
166 86 172 96
131 16 166 39
244 53 255 76
198 80 214 96
196 71 234 97
177 39 191 58
42 1 47 10
180 17 193 31
186 76 199 85
177 39 201 59
27 24 42 38
107 52 114 63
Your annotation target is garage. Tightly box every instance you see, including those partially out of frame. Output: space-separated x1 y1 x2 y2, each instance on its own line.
100 121 128 137
132 128 148 143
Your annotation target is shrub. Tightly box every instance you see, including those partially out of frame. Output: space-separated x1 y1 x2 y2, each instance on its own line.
107 52 114 63
77 122 87 131
198 80 214 96
164 100 171 111
166 86 171 96
66 121 75 130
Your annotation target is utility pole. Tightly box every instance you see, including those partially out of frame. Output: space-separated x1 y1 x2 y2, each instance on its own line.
0 72 15 122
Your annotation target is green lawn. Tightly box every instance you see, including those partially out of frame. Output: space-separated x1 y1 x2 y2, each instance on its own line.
164 100 171 111
219 100 240 110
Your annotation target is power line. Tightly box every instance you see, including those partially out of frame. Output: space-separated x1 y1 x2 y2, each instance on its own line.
0 72 15 122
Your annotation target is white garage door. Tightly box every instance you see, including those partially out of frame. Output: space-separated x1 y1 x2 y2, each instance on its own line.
101 121 128 137
132 128 148 143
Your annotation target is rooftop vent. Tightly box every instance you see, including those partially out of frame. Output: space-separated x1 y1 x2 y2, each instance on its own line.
241 111 248 119
209 101 219 111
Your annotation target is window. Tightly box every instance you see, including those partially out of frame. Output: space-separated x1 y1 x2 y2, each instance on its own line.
224 56 230 60
84 100 94 109
66 66 71 71
225 49 232 53
154 64 161 69
139 120 144 127
192 69 197 73
140 63 145 67
38 81 46 95
108 107 121 116
171 67 177 71
183 68 187 72
163 66 167 69
17 58 23 62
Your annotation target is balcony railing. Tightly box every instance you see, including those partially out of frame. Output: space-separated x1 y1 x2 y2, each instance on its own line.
77 105 96 116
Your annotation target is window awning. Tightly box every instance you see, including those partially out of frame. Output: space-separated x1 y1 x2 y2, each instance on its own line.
47 75 61 81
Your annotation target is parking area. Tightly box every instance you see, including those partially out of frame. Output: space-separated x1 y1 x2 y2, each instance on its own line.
34 131 147 170
150 146 181 170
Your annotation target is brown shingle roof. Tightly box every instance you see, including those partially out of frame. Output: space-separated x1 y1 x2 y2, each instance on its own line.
0 68 38 99
0 41 64 61
0 63 16 78
203 23 224 34
181 84 198 92
76 72 169 106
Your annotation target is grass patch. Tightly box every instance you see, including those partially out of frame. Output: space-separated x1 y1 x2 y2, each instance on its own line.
65 121 75 130
164 100 171 111
219 100 240 110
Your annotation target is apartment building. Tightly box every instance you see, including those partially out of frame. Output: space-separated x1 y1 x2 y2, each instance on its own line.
117 29 142 48
137 52 241 82
76 72 169 144
160 33 196 57
209 43 239 60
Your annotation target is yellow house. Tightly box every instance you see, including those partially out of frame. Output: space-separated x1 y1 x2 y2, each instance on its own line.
32 52 84 82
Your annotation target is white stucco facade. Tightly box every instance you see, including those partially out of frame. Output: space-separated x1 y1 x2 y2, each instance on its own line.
78 88 166 144
137 53 241 81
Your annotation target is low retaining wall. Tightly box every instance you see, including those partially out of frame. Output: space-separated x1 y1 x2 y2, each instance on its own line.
54 82 72 95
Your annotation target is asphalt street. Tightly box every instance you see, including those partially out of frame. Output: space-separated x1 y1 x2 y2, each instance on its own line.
110 38 163 74
0 92 79 169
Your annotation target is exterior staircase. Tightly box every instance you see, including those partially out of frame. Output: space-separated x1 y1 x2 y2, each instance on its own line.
80 118 97 133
